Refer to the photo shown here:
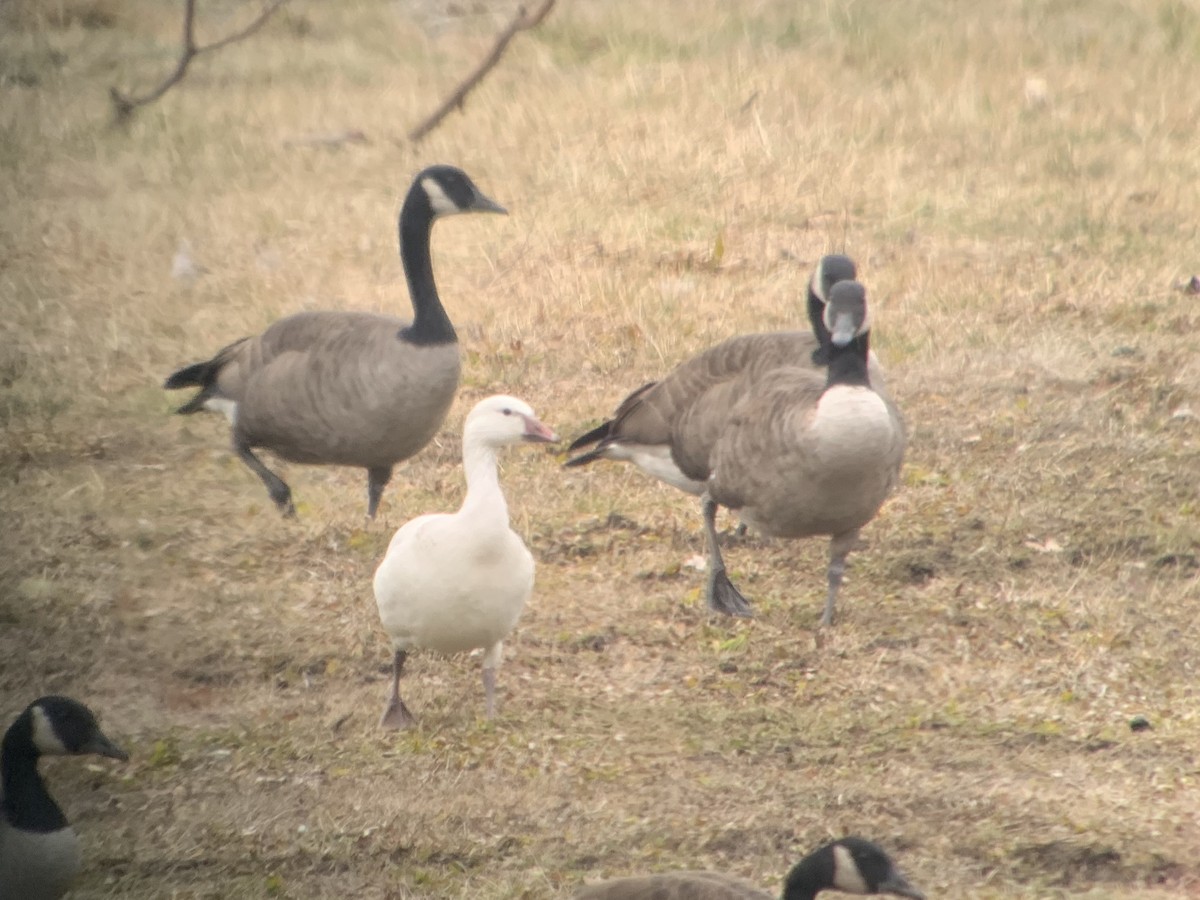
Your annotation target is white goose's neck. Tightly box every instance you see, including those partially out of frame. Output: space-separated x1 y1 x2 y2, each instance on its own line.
459 436 510 530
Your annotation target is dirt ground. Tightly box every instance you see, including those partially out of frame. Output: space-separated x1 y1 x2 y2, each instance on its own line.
1 0 1198 897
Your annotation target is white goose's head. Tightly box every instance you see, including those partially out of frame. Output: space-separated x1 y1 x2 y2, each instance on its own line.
464 395 558 449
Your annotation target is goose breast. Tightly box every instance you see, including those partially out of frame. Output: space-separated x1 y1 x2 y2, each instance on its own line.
709 371 904 539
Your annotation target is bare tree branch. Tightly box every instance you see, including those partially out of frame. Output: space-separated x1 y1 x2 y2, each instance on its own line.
408 0 556 144
110 0 290 121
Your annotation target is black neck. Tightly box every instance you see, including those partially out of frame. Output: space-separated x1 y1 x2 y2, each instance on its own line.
782 851 834 900
398 199 457 347
807 285 831 365
824 331 871 389
2 716 68 833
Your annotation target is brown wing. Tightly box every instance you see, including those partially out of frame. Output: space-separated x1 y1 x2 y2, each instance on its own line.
663 332 820 481
213 310 407 402
593 331 819 479
233 311 458 466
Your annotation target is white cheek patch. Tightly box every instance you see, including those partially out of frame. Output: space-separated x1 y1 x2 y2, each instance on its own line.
832 844 871 894
202 397 238 425
31 706 69 756
421 177 459 216
811 268 827 302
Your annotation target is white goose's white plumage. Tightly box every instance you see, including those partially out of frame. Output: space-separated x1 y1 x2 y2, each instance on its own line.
372 395 558 728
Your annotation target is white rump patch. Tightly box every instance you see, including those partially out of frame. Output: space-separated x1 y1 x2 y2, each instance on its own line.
202 396 238 425
606 443 706 496
832 844 870 894
30 705 68 755
421 176 459 216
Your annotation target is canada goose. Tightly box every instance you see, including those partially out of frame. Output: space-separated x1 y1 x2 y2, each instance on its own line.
573 836 924 900
163 165 507 518
702 280 905 623
563 255 886 496
372 394 558 728
1 696 128 900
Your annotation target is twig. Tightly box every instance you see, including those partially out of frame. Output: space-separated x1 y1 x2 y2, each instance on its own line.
408 0 556 144
110 0 290 121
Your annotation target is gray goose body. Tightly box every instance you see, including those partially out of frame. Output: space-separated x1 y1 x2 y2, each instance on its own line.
573 837 924 900
699 281 906 622
207 311 460 469
565 256 897 497
706 360 904 540
1 697 127 900
164 165 505 518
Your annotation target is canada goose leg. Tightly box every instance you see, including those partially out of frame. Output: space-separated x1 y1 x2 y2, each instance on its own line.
380 649 417 729
481 641 503 719
234 439 295 517
821 530 859 627
702 495 754 617
366 466 393 520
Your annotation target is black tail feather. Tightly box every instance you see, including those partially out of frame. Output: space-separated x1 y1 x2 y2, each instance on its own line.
565 420 613 454
563 446 607 468
173 389 215 416
163 360 214 391
163 359 220 416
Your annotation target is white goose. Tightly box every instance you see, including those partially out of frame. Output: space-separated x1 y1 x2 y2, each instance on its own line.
372 395 558 728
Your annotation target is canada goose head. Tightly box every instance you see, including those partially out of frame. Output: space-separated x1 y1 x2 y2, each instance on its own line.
7 696 128 762
823 280 870 349
784 837 925 899
811 255 858 304
413 165 508 220
464 395 559 449
808 255 858 363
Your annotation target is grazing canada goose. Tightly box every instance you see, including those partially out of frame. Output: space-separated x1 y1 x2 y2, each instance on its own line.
573 836 925 900
1 696 128 900
372 394 558 728
701 280 905 622
564 255 893 495
163 165 507 518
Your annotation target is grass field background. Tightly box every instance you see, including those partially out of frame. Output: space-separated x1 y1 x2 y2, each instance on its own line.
2 0 1199 897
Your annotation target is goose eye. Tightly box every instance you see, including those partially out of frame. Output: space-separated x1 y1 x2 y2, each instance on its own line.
502 408 512 416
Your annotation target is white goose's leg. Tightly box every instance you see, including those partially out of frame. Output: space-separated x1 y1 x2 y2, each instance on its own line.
822 530 859 627
380 649 417 729
702 495 754 617
481 642 504 719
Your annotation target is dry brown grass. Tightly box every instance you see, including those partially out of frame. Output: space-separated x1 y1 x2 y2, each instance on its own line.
2 0 1199 897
